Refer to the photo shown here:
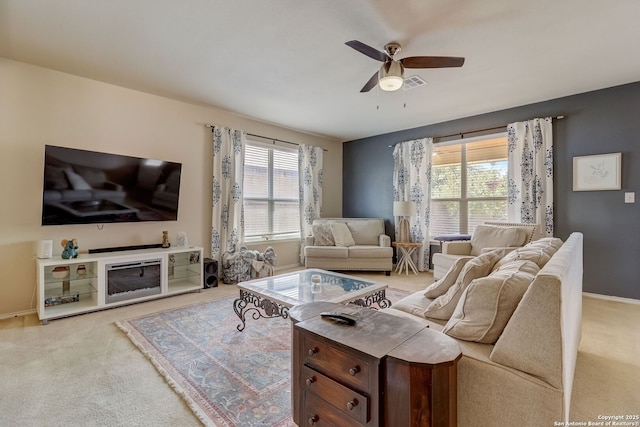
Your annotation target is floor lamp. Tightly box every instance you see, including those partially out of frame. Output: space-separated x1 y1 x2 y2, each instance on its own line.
393 201 416 243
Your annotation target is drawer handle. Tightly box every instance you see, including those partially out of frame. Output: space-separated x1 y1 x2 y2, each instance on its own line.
308 348 318 356
308 415 318 425
305 377 315 386
349 366 360 376
346 399 358 411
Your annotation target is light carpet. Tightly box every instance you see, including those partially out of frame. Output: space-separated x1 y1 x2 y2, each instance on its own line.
116 289 410 427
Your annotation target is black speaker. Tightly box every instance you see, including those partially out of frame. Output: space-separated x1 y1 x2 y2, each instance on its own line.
203 258 218 288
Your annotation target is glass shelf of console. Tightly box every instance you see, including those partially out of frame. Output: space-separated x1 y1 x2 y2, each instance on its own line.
44 282 97 307
44 264 98 284
168 251 202 291
43 263 98 312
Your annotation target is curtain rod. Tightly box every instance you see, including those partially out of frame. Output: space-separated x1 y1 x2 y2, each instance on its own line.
388 115 565 148
205 124 327 150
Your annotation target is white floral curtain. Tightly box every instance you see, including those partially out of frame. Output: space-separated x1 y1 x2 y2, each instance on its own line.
211 126 246 260
507 117 554 236
393 138 433 271
299 144 323 263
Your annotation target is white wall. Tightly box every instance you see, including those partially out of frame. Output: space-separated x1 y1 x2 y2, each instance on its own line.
0 58 342 317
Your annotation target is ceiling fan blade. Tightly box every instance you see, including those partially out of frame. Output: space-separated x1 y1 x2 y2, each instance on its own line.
360 71 379 92
346 40 389 62
401 56 465 68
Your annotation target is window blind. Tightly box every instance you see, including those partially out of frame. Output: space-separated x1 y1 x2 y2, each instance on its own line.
430 135 508 237
243 143 300 240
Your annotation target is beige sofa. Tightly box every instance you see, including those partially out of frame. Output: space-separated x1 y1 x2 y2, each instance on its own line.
385 232 583 427
432 222 539 280
303 218 393 275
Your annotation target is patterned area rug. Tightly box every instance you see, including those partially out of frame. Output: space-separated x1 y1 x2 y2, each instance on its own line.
116 288 410 427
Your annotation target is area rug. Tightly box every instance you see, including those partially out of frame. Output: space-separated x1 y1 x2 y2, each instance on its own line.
116 288 410 427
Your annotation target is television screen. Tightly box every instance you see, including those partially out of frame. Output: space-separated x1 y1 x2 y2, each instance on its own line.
41 145 182 226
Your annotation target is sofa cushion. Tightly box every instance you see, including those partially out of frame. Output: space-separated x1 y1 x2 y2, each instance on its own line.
347 246 393 258
424 250 504 320
493 237 563 270
470 225 527 256
443 260 539 344
331 222 355 247
346 219 383 245
386 292 446 329
424 257 472 298
60 189 93 201
304 246 348 258
312 224 335 246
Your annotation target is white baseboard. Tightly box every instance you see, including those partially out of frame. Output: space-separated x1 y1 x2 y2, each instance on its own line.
0 308 36 321
583 292 640 305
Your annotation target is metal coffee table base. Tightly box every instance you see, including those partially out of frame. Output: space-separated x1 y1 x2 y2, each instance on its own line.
233 289 291 332
233 289 391 332
349 289 391 309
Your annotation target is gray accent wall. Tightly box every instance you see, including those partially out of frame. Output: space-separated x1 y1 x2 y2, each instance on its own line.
343 81 640 300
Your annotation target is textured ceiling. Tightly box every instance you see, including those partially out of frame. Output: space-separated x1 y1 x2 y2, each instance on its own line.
2 0 640 141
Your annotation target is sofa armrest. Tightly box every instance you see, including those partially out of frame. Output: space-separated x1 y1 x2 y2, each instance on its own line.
379 234 391 247
491 232 583 406
442 240 472 255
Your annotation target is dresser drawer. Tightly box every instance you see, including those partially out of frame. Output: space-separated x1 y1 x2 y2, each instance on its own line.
304 391 365 427
302 364 369 424
303 334 372 391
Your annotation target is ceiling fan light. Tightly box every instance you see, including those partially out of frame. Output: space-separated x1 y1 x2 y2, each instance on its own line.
378 61 404 91
379 75 404 91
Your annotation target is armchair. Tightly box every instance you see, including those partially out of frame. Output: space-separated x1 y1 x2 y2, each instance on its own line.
432 222 539 279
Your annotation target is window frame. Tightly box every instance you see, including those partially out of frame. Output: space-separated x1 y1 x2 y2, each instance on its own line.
430 132 508 237
243 140 300 242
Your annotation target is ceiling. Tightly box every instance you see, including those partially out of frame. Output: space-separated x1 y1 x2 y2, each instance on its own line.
2 0 640 142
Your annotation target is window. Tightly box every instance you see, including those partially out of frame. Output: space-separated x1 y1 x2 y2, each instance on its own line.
430 134 508 237
243 142 300 241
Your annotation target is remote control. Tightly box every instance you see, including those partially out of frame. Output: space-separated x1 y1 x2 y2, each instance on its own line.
320 311 357 325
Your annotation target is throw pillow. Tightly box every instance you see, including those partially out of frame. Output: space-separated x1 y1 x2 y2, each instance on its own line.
73 165 107 188
64 168 92 190
424 257 472 298
312 224 335 246
493 237 563 270
424 250 504 320
443 260 539 344
470 225 524 256
331 222 355 247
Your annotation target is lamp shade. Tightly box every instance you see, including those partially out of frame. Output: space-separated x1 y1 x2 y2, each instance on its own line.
393 201 416 217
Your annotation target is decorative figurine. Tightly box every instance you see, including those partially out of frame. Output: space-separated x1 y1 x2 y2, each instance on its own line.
162 231 170 248
61 239 78 259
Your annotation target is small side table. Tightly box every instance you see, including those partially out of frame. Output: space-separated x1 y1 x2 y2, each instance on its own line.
392 241 422 275
290 302 462 427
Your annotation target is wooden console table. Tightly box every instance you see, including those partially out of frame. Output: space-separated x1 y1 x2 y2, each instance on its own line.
290 302 461 427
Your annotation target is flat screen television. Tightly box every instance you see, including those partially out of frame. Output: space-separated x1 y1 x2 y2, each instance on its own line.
41 145 182 226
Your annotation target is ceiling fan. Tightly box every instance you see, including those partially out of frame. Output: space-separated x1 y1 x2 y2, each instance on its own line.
345 40 465 92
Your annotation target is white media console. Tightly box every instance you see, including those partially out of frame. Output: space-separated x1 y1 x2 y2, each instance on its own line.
36 246 203 324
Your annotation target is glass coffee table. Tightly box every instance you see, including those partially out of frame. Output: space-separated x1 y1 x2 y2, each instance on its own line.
233 268 390 331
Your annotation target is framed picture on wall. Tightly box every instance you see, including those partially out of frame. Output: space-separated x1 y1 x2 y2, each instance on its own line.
573 152 622 191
